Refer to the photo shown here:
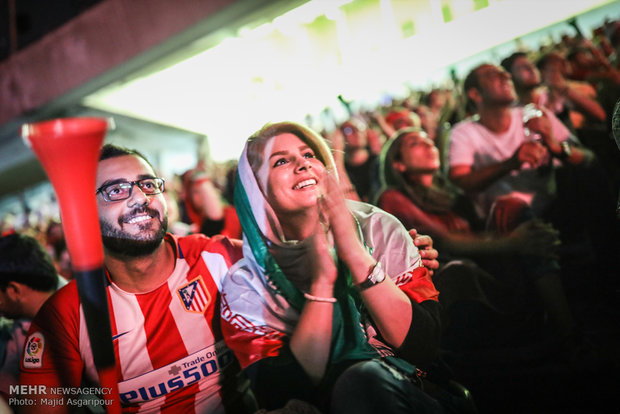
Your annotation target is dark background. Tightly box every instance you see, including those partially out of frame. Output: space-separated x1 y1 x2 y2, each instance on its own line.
0 0 104 62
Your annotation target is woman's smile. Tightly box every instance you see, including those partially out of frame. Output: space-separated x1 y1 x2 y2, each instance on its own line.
265 133 326 214
293 178 318 190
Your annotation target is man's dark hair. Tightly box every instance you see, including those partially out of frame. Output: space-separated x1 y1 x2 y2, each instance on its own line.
463 63 488 110
0 233 58 292
536 51 564 72
99 144 155 171
500 52 527 74
463 63 487 95
566 47 589 63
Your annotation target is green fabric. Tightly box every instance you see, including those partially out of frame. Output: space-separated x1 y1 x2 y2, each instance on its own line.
234 176 378 364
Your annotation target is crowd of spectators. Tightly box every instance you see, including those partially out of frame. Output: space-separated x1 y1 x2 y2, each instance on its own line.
1 14 619 413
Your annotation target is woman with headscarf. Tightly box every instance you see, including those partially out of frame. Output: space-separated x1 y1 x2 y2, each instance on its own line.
376 127 578 360
220 121 447 414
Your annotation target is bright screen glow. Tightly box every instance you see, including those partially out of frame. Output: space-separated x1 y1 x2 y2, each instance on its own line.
82 0 617 162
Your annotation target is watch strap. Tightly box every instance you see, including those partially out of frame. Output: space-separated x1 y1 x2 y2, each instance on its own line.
357 262 384 291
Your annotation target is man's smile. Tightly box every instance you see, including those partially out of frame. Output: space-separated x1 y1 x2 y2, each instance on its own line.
125 214 153 224
119 207 160 227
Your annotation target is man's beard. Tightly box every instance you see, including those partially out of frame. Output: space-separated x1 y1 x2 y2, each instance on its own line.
100 206 168 257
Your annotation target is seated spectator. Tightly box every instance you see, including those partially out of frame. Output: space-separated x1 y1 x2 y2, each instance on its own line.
539 51 620 185
163 187 193 236
565 37 620 158
338 119 382 202
322 127 362 201
43 220 72 280
220 121 463 413
501 50 617 178
607 20 620 68
536 51 606 130
386 107 421 131
417 89 460 141
566 43 620 85
451 63 620 300
0 233 65 404
20 144 257 413
181 166 242 238
501 51 606 134
376 128 578 355
373 107 421 139
498 52 620 267
448 63 591 221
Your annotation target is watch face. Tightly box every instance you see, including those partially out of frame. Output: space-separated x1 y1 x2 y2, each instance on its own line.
370 262 385 283
358 262 385 291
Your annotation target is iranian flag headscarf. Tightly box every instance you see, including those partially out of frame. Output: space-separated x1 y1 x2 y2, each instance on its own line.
233 121 378 364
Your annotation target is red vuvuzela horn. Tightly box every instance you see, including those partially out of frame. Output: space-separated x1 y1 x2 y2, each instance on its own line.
21 117 121 413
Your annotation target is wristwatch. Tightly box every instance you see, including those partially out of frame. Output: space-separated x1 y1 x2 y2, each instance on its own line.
357 262 385 291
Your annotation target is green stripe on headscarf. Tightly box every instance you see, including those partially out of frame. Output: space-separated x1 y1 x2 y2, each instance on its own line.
233 173 305 307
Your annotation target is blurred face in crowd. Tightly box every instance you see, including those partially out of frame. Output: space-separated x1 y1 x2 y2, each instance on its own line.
341 122 367 149
472 64 516 106
510 56 541 90
46 222 64 246
96 154 168 257
163 191 180 224
428 89 447 110
386 111 415 132
394 131 440 175
264 133 326 216
414 105 437 141
571 49 594 69
540 53 569 83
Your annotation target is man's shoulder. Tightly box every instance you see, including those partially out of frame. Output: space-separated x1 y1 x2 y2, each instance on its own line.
44 280 79 309
29 280 80 335
451 115 482 136
176 233 242 250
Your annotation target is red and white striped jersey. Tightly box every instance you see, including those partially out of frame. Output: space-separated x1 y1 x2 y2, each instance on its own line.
20 233 244 413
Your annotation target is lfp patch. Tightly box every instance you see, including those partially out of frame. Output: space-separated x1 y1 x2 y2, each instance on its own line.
177 276 211 314
23 332 45 368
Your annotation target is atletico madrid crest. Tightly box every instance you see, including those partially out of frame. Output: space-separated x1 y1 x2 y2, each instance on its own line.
177 276 211 314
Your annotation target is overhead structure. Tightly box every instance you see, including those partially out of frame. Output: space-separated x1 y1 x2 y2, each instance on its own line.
0 0 618 210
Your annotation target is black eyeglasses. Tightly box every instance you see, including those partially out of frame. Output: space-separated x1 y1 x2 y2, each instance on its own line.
96 178 165 202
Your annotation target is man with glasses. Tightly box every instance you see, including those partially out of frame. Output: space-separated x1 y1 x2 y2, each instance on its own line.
19 144 257 413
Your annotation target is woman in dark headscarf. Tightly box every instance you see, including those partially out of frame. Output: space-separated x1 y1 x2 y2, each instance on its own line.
377 126 562 261
220 121 446 414
376 127 577 358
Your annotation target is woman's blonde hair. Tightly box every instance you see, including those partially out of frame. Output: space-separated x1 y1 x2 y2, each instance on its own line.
245 121 336 176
